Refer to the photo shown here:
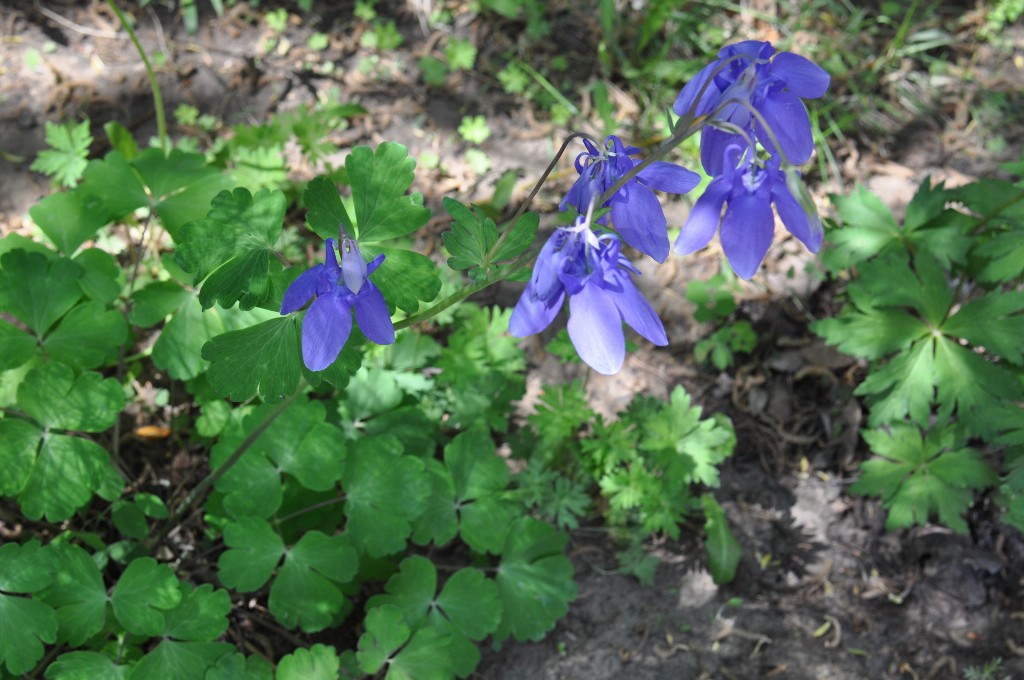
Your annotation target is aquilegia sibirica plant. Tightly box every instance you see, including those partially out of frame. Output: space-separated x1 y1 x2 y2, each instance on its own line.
504 39 829 373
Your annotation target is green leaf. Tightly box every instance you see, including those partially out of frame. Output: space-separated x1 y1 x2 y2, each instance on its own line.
360 245 441 314
942 290 1024 365
357 605 410 674
366 556 435 624
702 494 740 584
131 148 235 240
0 419 40 496
205 652 273 680
19 433 124 521
494 211 539 262
176 187 287 310
384 627 454 680
0 542 57 676
130 280 191 327
31 119 92 188
932 335 1023 437
129 641 232 680
152 294 228 381
19 362 124 431
202 315 303 402
850 424 997 532
268 531 358 632
974 228 1024 283
410 459 458 546
493 517 575 642
442 198 497 271
343 436 430 557
434 566 502 640
0 249 82 335
46 652 127 680
218 517 285 592
304 176 354 241
444 425 518 554
28 188 108 256
0 320 36 371
822 185 900 269
0 596 59 675
857 338 937 427
74 248 122 304
276 644 340 680
79 151 148 219
39 543 108 645
811 306 929 361
162 583 231 641
44 300 128 370
111 557 183 636
347 143 430 242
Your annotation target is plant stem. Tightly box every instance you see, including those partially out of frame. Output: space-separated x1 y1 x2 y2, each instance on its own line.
150 386 303 548
107 0 169 153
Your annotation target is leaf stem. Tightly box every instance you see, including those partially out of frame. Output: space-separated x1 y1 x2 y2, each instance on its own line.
150 385 304 549
106 0 169 154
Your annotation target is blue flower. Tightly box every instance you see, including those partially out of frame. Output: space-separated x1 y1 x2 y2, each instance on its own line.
562 135 700 263
673 145 823 280
281 237 394 371
674 41 830 174
509 217 667 375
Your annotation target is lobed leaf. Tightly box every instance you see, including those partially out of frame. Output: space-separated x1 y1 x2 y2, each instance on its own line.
347 143 430 242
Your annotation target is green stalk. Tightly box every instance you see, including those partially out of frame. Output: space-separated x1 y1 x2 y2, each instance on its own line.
107 0 169 153
149 386 304 548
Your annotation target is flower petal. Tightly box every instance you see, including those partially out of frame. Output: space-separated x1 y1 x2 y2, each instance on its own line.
673 177 731 255
772 176 823 252
637 161 700 195
354 283 395 345
673 61 722 119
770 52 830 99
280 264 323 314
611 183 669 263
302 292 352 371
606 271 668 346
700 127 748 176
567 283 625 375
509 287 564 337
719 191 775 279
756 90 813 165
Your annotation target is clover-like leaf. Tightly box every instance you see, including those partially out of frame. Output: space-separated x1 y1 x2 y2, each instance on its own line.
410 459 459 547
276 644 340 680
45 651 127 680
343 436 430 557
268 531 359 632
445 425 519 554
205 652 273 680
0 542 57 676
18 362 124 432
0 249 82 335
111 558 182 636
176 187 287 310
217 517 285 592
129 641 232 680
44 300 128 370
162 583 231 642
38 543 108 646
347 143 430 242
493 517 576 642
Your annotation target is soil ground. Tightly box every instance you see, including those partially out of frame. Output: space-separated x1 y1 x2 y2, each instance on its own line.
2 2 1024 678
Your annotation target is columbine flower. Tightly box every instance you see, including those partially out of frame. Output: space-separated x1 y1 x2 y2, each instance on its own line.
281 237 394 371
561 135 699 263
674 40 830 174
672 144 823 280
509 216 667 375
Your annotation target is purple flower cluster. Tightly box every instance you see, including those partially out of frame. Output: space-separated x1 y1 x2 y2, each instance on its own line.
510 40 828 373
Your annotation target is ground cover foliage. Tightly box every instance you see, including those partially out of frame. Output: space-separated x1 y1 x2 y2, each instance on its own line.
2 0 1024 678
